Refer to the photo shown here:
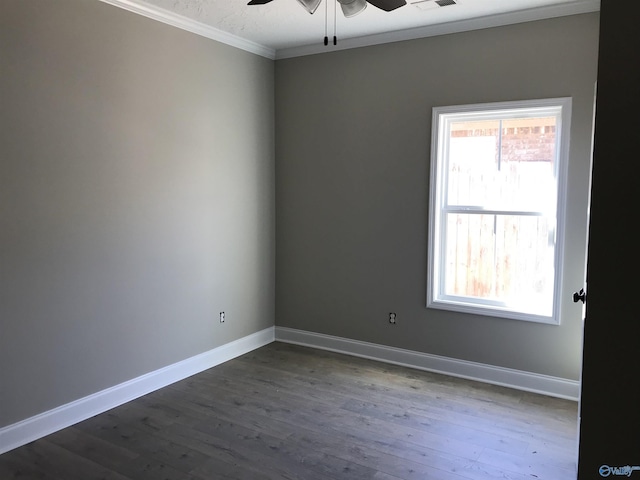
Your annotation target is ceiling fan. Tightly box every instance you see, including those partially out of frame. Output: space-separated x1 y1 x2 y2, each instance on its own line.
247 0 407 45
247 0 407 18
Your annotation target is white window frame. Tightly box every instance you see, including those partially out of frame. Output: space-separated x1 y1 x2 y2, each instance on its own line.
427 98 572 324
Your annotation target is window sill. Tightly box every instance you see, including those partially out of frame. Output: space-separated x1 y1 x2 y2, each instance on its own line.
427 298 559 325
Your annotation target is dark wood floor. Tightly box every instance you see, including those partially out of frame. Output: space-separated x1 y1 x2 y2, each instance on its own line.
0 342 578 479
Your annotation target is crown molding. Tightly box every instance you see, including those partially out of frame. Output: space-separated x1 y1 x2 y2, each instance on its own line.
276 0 600 59
99 0 277 59
99 0 599 61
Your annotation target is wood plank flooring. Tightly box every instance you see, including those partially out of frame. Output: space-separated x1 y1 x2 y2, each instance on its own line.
0 342 579 479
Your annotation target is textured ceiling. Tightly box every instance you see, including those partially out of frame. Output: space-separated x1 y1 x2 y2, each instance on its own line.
115 0 599 56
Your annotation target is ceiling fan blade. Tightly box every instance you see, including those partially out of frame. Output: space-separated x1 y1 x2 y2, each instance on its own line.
247 0 274 4
366 0 407 12
296 0 322 14
338 0 367 17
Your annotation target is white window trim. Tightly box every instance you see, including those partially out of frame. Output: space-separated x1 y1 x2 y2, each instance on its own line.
427 97 572 325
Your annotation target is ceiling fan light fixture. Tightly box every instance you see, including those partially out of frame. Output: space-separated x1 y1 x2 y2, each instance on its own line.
338 0 368 17
296 0 322 14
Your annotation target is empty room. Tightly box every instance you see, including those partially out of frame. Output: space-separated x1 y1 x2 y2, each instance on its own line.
2 0 637 479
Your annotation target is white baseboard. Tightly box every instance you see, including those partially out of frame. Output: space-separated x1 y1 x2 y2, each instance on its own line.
275 327 580 401
0 327 275 455
1 325 578 456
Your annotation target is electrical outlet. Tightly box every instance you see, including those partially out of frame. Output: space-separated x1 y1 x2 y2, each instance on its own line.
389 312 397 324
219 311 225 323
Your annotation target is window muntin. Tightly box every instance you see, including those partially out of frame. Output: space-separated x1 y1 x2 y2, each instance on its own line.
428 99 571 324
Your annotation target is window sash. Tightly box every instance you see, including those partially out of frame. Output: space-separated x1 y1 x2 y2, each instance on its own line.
437 211 555 317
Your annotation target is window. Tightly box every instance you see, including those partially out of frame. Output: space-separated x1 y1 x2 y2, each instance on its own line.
427 98 571 324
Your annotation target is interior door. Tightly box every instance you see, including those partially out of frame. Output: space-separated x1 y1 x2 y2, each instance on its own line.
572 79 596 469
576 1 640 478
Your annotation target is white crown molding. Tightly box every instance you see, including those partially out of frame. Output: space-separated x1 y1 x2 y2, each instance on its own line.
98 0 277 59
99 0 598 60
276 0 601 59
275 326 581 401
0 327 275 455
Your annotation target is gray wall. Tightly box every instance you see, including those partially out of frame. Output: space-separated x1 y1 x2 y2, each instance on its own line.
0 0 275 427
275 13 599 380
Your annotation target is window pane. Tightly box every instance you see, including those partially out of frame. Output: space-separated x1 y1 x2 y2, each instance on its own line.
447 120 499 207
499 117 557 212
444 213 554 316
444 213 496 298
